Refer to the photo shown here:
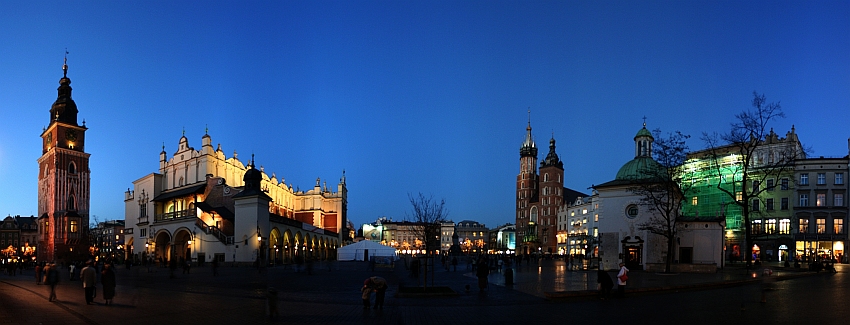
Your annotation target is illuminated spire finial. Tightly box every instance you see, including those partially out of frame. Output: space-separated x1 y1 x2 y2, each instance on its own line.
63 49 69 78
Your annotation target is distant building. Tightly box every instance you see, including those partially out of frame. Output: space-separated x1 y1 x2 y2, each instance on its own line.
91 220 125 262
454 220 488 254
489 223 516 254
557 195 597 260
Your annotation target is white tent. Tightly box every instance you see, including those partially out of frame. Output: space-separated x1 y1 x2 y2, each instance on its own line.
336 240 398 261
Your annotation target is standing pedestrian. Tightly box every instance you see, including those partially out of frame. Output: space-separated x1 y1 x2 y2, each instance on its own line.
169 259 177 279
101 263 116 305
476 258 489 292
35 263 43 285
212 258 219 276
451 256 458 272
267 287 279 320
597 269 614 300
616 262 629 298
69 263 76 281
46 263 59 302
80 260 97 305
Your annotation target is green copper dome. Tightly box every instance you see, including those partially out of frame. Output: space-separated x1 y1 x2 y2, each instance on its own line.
615 156 666 181
634 127 653 140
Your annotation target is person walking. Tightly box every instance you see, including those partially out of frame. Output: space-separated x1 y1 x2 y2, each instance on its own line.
101 263 116 305
616 262 629 298
80 260 97 305
45 263 59 302
69 263 76 281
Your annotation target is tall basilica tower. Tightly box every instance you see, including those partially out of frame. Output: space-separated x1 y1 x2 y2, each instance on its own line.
37 56 91 262
516 113 538 254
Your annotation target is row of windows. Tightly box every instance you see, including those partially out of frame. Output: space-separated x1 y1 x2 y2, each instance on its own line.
798 218 844 234
800 173 844 186
750 219 792 234
797 193 844 207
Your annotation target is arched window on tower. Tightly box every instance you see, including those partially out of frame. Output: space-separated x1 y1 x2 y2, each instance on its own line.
544 173 549 182
68 195 76 211
530 206 538 224
68 162 76 174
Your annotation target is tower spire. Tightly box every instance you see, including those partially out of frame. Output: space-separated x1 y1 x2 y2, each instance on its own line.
63 49 68 78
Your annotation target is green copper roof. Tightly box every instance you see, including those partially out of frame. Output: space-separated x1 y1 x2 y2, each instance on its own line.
635 127 653 140
615 156 665 180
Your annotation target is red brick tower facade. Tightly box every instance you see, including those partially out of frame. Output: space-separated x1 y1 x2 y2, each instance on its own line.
516 117 539 255
538 137 564 254
37 57 91 262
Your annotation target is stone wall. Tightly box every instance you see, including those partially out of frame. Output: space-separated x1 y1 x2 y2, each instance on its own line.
644 263 717 273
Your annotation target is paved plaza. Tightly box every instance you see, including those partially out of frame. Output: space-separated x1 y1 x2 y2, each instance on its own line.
0 259 838 324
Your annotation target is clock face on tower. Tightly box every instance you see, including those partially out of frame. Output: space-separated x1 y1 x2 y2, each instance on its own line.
65 129 77 141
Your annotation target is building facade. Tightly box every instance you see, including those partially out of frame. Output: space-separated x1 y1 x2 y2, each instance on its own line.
37 59 91 263
557 194 598 263
124 132 347 265
681 127 803 263
794 153 849 263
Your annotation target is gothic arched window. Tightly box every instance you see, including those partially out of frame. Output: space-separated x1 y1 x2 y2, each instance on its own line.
68 195 76 211
68 162 76 174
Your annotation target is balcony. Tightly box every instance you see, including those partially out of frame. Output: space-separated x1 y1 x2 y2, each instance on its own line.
154 209 197 222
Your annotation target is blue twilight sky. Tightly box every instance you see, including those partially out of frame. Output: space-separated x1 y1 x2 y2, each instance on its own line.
1 1 848 230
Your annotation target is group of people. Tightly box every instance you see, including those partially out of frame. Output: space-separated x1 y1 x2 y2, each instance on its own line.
33 260 117 305
360 276 388 309
596 262 630 299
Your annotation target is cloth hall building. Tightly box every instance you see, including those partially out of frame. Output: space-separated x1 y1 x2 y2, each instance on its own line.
123 132 348 266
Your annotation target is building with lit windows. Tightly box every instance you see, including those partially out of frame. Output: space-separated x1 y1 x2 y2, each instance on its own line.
91 220 125 262
516 116 587 255
681 127 802 263
794 153 849 263
123 132 347 266
379 221 425 253
489 224 516 254
557 194 598 264
453 220 488 255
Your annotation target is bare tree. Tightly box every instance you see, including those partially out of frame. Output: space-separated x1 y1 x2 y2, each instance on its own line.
700 92 807 267
405 193 449 288
630 129 692 273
